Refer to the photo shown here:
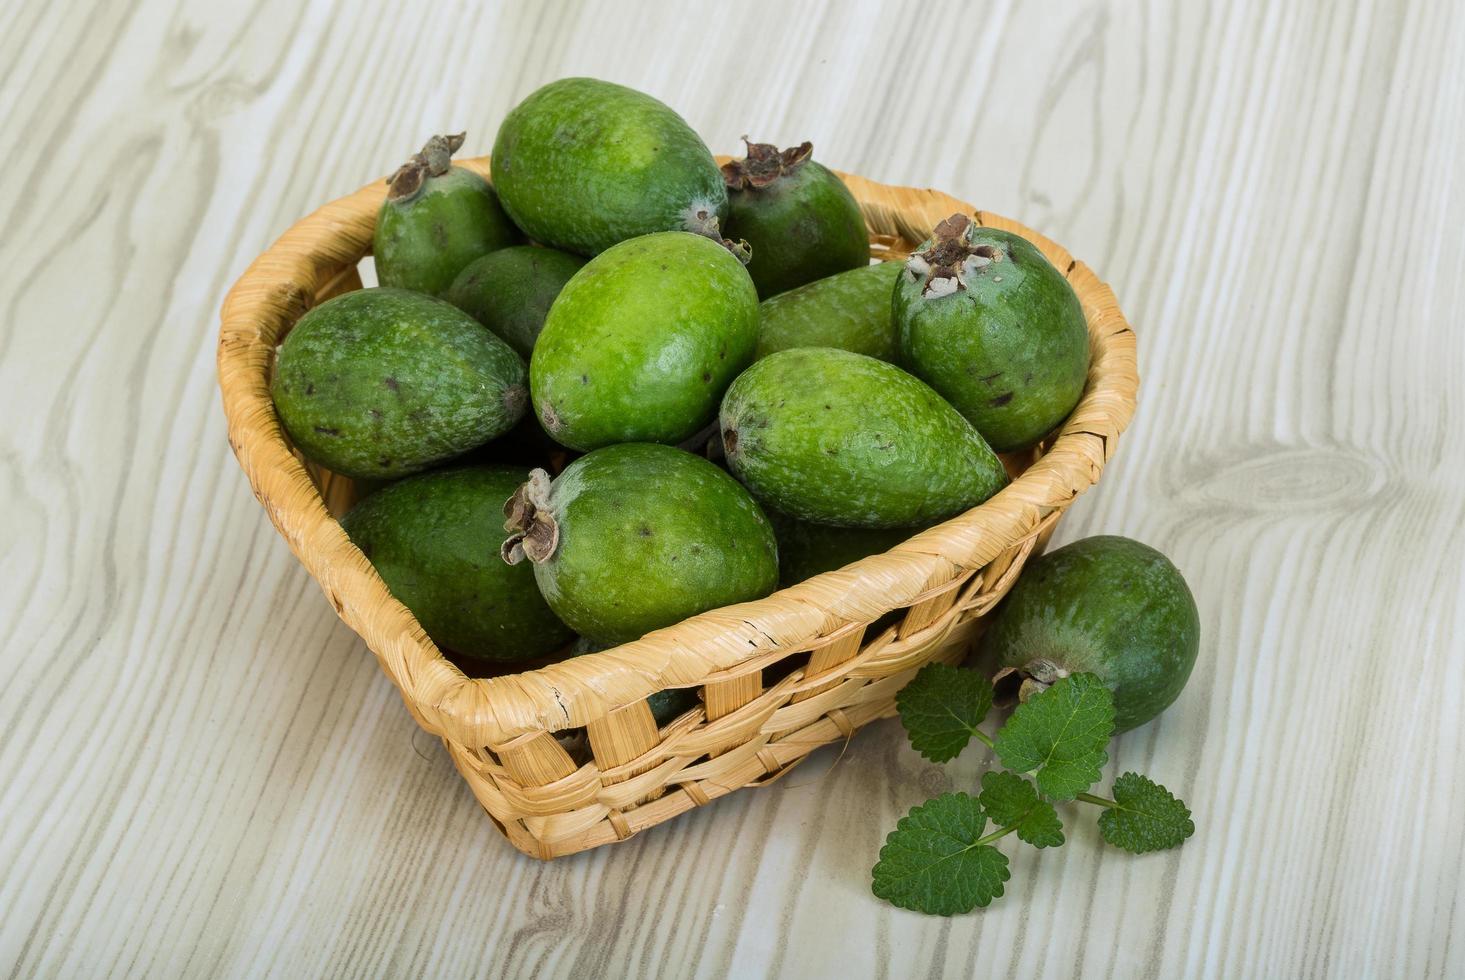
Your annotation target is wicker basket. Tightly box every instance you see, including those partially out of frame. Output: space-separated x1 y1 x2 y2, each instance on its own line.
218 157 1137 859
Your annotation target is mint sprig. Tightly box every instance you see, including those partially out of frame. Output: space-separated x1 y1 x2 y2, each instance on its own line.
993 672 1114 799
978 770 1064 848
871 793 1011 914
895 662 994 762
1086 773 1195 853
872 668 1194 916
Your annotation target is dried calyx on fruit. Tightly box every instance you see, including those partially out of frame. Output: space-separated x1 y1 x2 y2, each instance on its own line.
685 202 751 263
719 137 868 298
374 130 520 295
386 132 467 200
501 469 558 564
993 658 1070 705
905 213 1005 298
720 138 815 190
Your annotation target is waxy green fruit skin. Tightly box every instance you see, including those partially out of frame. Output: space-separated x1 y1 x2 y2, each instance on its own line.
979 536 1201 732
341 467 574 662
893 226 1090 452
374 168 521 296
270 288 527 480
531 232 758 451
720 348 1008 528
444 245 586 359
726 161 869 298
756 261 902 361
517 444 778 645
492 78 728 256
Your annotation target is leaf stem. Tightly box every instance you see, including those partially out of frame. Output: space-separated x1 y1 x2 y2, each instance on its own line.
1076 792 1117 808
972 729 996 750
977 822 1019 847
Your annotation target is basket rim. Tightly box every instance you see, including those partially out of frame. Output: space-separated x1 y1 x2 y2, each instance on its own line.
217 156 1137 748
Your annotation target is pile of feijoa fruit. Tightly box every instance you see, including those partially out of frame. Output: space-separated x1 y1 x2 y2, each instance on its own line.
271 77 1196 736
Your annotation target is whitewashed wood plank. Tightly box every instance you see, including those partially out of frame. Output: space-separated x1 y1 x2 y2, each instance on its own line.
1 0 1462 977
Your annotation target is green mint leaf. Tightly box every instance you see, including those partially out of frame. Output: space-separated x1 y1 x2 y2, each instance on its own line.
1096 773 1195 853
978 770 1065 848
871 793 1011 915
895 663 994 763
993 673 1115 799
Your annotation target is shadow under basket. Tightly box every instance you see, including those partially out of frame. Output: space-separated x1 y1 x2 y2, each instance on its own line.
217 157 1138 859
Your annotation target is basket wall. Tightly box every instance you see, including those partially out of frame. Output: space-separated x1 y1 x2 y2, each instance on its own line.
218 158 1138 858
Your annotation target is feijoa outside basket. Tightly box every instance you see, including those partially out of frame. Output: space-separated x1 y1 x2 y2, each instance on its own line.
217 156 1138 859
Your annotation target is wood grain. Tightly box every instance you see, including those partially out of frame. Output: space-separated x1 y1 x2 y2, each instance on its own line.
2 0 1462 976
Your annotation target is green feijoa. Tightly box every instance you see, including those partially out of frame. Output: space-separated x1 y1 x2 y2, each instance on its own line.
492 78 728 256
341 466 574 662
271 287 527 479
443 245 586 360
893 214 1090 451
531 232 758 451
756 261 902 361
646 687 701 726
501 444 778 645
980 536 1201 732
721 348 1007 529
373 133 522 296
768 509 924 587
721 140 869 298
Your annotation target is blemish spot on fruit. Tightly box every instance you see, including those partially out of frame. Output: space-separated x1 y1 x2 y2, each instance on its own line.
378 457 392 468
431 221 449 249
383 376 400 392
638 525 653 537
369 408 383 419
542 403 563 432
313 425 341 436
991 392 1014 407
980 372 1003 383
702 372 712 383
305 383 315 395
723 427 739 454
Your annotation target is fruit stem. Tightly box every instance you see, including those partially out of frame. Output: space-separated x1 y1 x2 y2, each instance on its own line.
501 469 559 564
386 132 467 201
682 203 752 265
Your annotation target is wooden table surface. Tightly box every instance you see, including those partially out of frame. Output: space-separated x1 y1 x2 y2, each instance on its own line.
4 1 1463 976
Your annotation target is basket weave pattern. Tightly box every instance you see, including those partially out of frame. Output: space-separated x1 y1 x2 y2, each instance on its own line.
218 158 1137 859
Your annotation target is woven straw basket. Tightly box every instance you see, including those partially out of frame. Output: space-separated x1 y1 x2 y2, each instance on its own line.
218 157 1137 859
